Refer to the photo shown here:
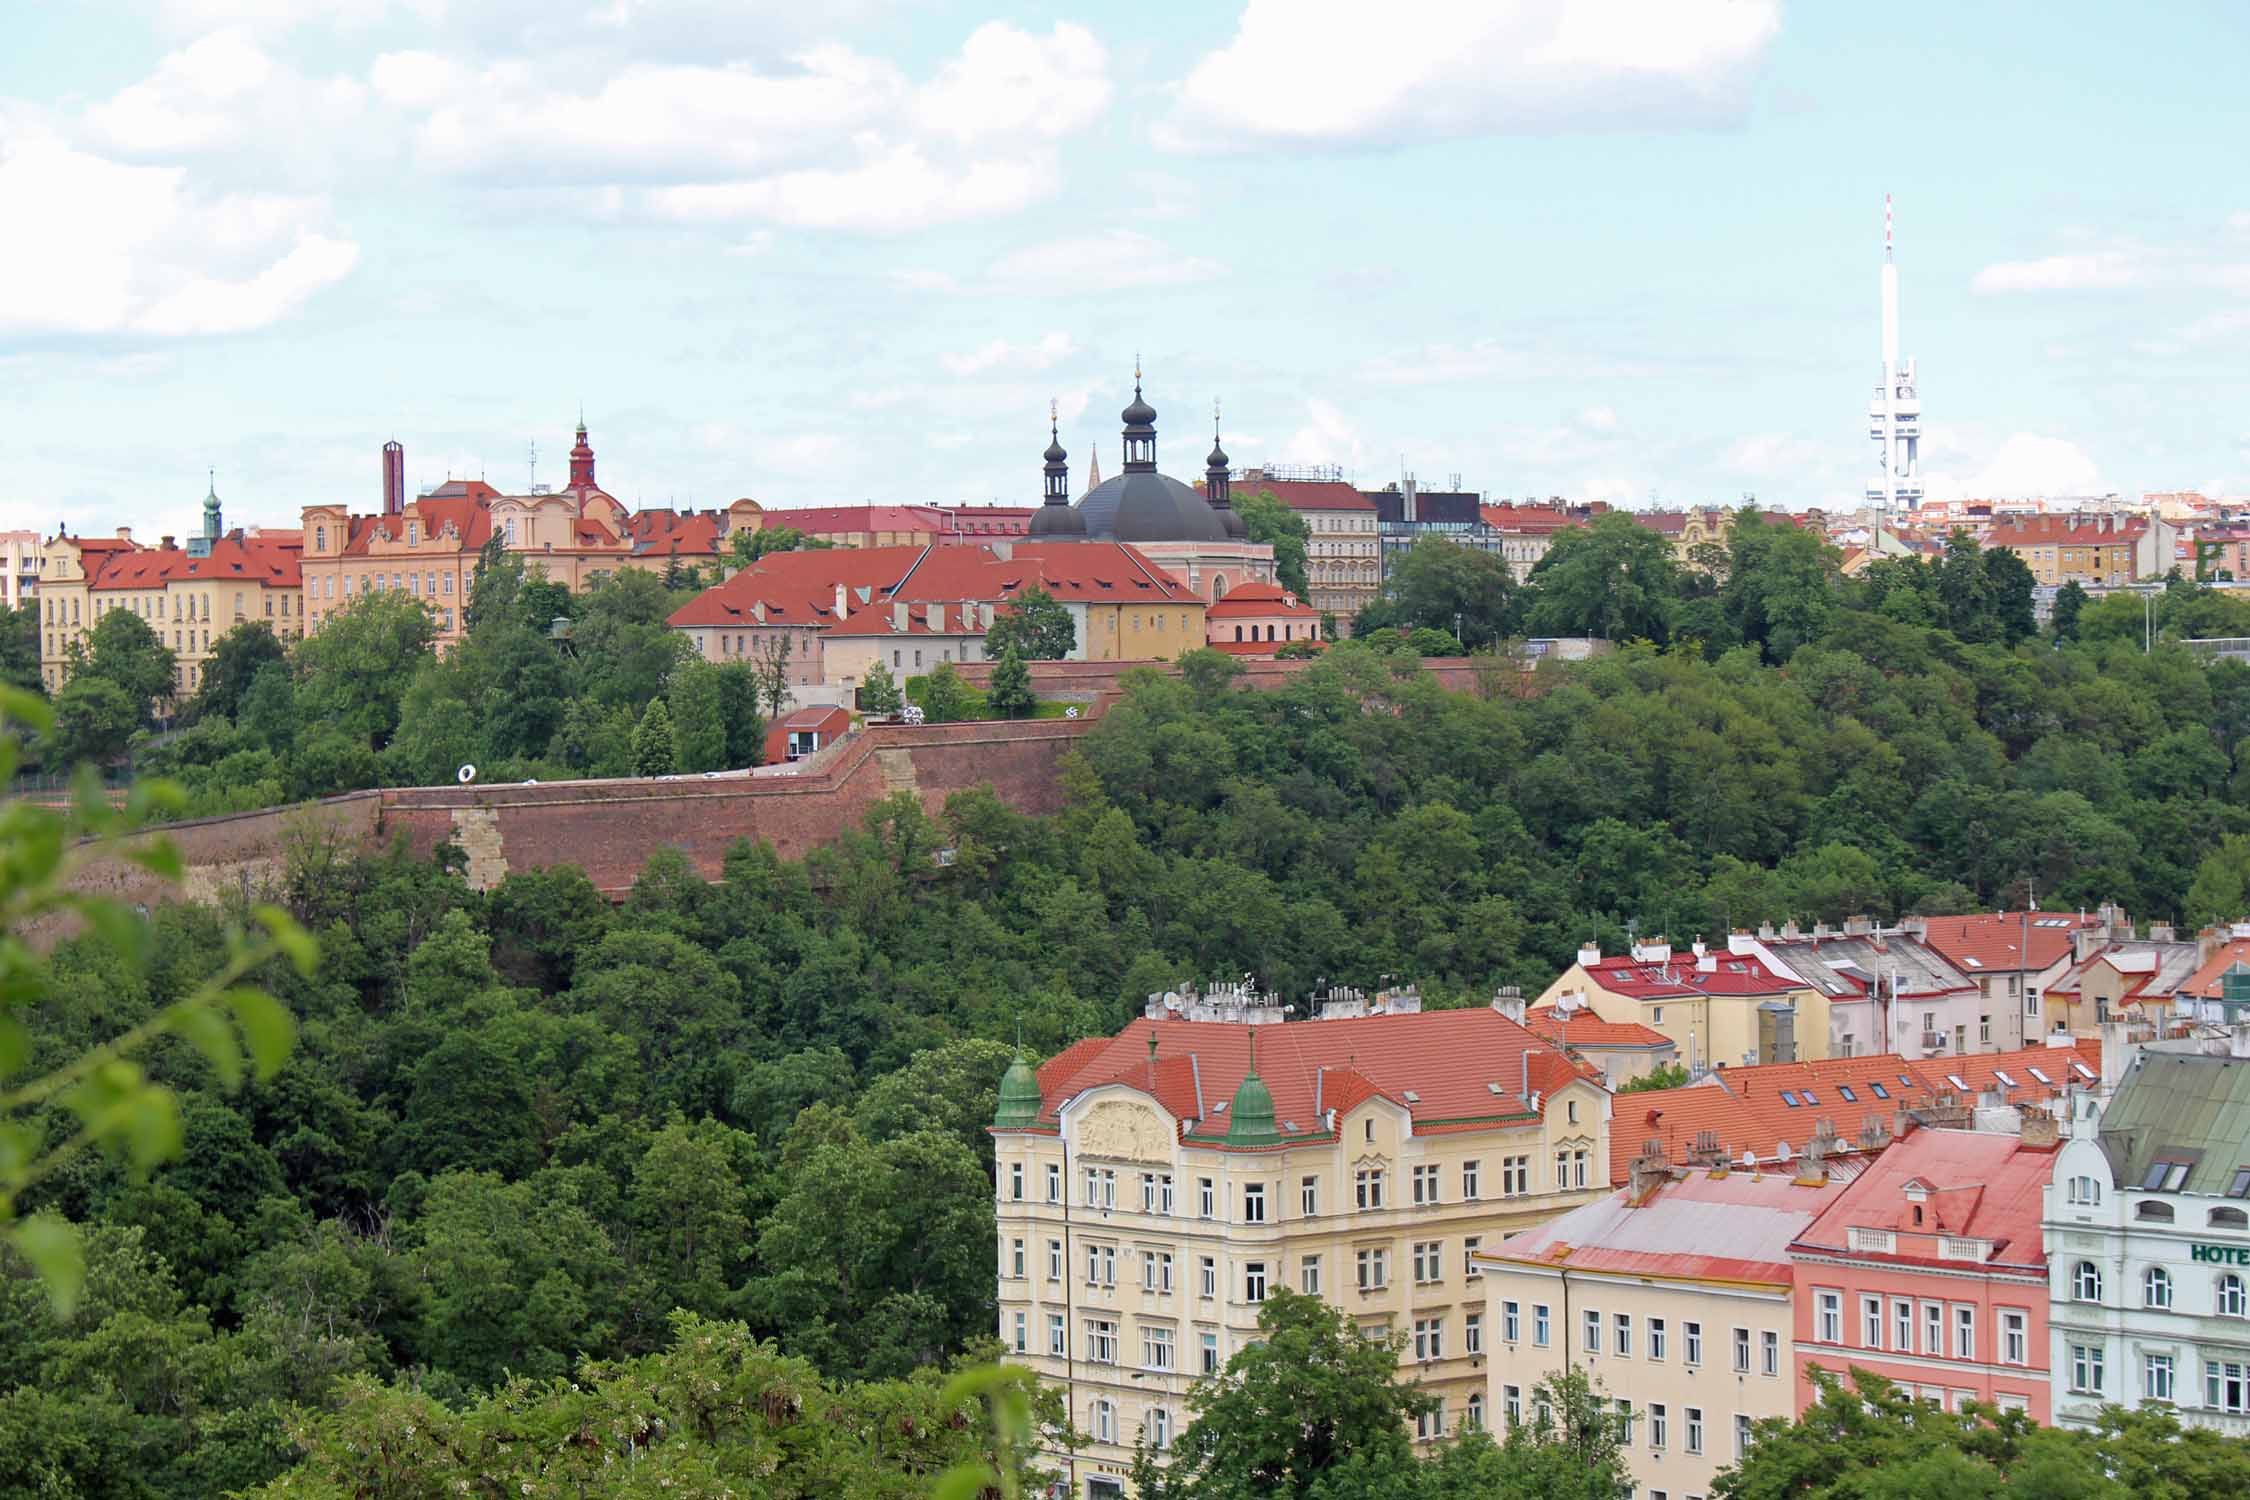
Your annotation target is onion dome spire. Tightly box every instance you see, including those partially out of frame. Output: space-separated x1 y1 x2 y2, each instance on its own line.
1225 1028 1285 1147
1121 357 1157 472
1029 398 1088 537
1205 398 1245 536
995 1045 1044 1128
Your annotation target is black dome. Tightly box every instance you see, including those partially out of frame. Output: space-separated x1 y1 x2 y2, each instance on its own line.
1028 499 1088 537
1121 390 1157 427
1076 471 1234 543
1044 436 1068 463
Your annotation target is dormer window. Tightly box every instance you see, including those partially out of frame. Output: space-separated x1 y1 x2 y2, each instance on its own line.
407 521 418 545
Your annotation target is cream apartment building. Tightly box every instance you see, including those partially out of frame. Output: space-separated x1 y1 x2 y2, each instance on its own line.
1475 1150 1852 1500
992 986 1613 1499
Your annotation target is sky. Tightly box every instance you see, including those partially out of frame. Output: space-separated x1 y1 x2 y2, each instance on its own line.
2 0 2247 543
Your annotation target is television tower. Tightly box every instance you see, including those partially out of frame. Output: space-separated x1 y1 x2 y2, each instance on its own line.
1865 194 1922 530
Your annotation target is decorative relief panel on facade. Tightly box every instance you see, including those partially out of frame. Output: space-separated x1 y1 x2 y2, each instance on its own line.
1078 1100 1174 1162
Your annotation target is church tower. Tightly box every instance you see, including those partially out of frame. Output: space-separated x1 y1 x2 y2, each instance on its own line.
568 416 597 491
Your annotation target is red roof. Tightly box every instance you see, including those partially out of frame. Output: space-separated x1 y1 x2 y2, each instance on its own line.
2177 939 2250 1000
1206 582 1316 618
1608 1038 2101 1184
1916 911 2098 975
1207 639 1327 656
1479 503 1591 534
1794 1128 2056 1273
1523 1006 1673 1051
1984 515 2148 547
761 504 949 535
1017 1008 1598 1150
83 533 303 591
1486 1165 1854 1287
1580 951 1803 999
1234 478 1373 513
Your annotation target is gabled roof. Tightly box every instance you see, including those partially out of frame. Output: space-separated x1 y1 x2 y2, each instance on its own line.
1983 515 2148 546
2049 941 2205 1003
84 533 304 591
1758 933 1976 999
1482 1165 1853 1287
1608 1037 2101 1183
1581 951 1803 999
1916 911 2098 974
1524 1006 1674 1051
2096 1051 2250 1195
1206 582 1316 618
2171 940 2250 1001
1794 1128 2055 1272
1016 1008 1599 1151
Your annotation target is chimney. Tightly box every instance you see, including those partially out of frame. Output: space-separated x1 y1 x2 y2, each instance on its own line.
1491 986 1526 1025
382 440 406 516
116 526 133 542
893 601 908 631
834 582 848 619
1843 914 1875 937
1903 914 1929 939
160 535 175 549
1691 939 1708 960
1729 931 1757 956
2020 1110 2060 1150
1780 920 1802 940
1758 922 1777 941
1578 942 1601 968
2074 924 2104 962
2200 925 2228 964
750 600 766 624
2099 1019 2137 1091
2149 922 2176 944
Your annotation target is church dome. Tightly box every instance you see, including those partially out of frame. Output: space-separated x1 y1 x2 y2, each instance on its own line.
1225 1049 1284 1147
1122 389 1158 428
994 1053 1044 1128
1029 499 1089 537
1076 471 1234 543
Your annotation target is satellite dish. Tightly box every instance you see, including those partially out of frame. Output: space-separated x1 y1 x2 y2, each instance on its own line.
1065 705 1080 718
457 764 476 783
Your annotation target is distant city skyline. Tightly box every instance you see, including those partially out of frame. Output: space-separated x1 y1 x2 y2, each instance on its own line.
3 0 2247 542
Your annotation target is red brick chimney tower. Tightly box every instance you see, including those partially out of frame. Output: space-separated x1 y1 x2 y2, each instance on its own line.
568 416 595 491
382 439 405 515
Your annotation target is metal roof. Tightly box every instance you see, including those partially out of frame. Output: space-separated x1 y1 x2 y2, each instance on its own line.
2098 1052 2250 1196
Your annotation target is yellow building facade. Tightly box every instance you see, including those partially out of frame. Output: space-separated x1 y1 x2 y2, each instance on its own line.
993 992 1612 1498
1535 940 1833 1068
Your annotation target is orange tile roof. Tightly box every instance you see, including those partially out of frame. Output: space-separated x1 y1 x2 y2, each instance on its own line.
1916 911 2097 974
1984 515 2148 547
1524 1006 1674 1050
1609 1038 2101 1183
1235 478 1374 512
85 533 304 591
1014 1008 1597 1150
1794 1128 2056 1273
2177 939 2250 1000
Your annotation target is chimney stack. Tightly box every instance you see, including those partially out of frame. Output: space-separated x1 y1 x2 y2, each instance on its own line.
383 440 406 516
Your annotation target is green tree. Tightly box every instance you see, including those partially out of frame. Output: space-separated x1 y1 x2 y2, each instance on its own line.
910 661 983 724
1232 486 1313 597
1356 538 1518 648
43 675 140 769
1134 1288 1431 1500
2186 833 2250 927
1524 513 1678 642
859 659 903 715
1617 1061 1691 1093
749 634 794 718
987 646 1034 719
292 589 437 750
985 586 1077 660
0 604 38 694
668 660 728 772
2052 578 2089 640
712 660 766 767
571 569 693 709
63 610 178 721
186 621 286 725
632 696 677 776
727 524 832 567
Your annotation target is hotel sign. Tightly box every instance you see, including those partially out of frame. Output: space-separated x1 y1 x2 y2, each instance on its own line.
2191 1244 2250 1266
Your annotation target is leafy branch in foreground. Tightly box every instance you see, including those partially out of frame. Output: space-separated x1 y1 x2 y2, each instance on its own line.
0 684 314 1311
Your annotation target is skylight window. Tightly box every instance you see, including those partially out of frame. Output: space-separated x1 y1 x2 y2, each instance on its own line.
1869 1082 1890 1099
2144 1159 2191 1192
1946 1074 1970 1092
1801 1089 1820 1105
1780 1090 1801 1107
2070 1061 2096 1081
2230 1168 2250 1199
2028 1067 2052 1085
2036 917 2071 928
1994 1070 2017 1089
1965 957 1984 968
1898 1074 1917 1089
1837 1085 1857 1102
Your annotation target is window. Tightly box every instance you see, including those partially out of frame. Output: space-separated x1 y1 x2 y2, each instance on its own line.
1816 1292 1841 1343
1160 1174 1174 1214
1092 1398 1116 1444
1412 1165 1440 1204
1201 1331 1220 1374
1464 1235 1482 1275
1534 1304 1551 1347
1355 1248 1388 1291
2066 1175 2102 1205
1616 1313 1634 1357
1143 1325 1174 1370
2070 1343 2105 1395
1150 1251 1174 1292
1009 1239 1025 1278
2145 1266 2173 1309
1763 1329 1780 1376
1048 1314 1065 1356
1650 1402 1668 1448
1737 1414 1755 1458
1045 1164 1061 1203
1086 1244 1115 1286
1584 1309 1602 1354
1734 1326 1752 1371
1503 1155 1529 1196
1648 1317 1667 1360
1011 1311 1027 1353
2074 1261 2103 1302
1141 1173 1158 1212
1008 1163 1024 1200
2208 1360 2250 1413
1085 1167 1116 1209
2221 1273 2248 1318
1503 1301 1521 1342
1414 1401 1445 1441
1462 1160 1481 1200
2001 1309 2027 1364
1413 1316 1444 1361
1147 1408 1172 1451
1504 1384 1523 1427
1980 1014 1992 1045
1895 1298 1914 1352
1685 1407 1704 1455
1465 1311 1484 1355
1244 1182 1267 1223
1356 1168 1386 1209
1412 1241 1442 1283
2147 1354 2175 1403
1466 1392 1485 1431
1302 1175 1320 1216
1048 1241 1062 1281
1954 1305 1975 1360
2145 1158 2193 1192
1684 1321 1702 1366
1301 1255 1322 1295
2138 1201 2175 1223
1087 1319 1118 1364
1199 1178 1215 1218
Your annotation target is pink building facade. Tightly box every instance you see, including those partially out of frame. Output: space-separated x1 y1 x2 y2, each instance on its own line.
1788 1126 2057 1422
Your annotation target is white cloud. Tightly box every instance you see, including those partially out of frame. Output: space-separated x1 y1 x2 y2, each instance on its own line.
1576 404 1619 433
913 22 1109 142
1971 252 2143 294
1723 431 1826 478
985 231 1225 294
1161 0 1779 151
941 332 1075 377
1926 432 2104 500
0 134 357 338
1277 398 1365 468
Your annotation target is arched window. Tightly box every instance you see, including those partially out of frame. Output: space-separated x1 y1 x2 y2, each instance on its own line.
2138 1201 2175 1222
315 525 326 551
2145 1266 2173 1308
2073 1261 2103 1302
505 517 517 543
2214 1207 2250 1230
1234 626 1242 642
2221 1274 2248 1318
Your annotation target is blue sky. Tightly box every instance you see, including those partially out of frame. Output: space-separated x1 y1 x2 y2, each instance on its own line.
3 0 2246 542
